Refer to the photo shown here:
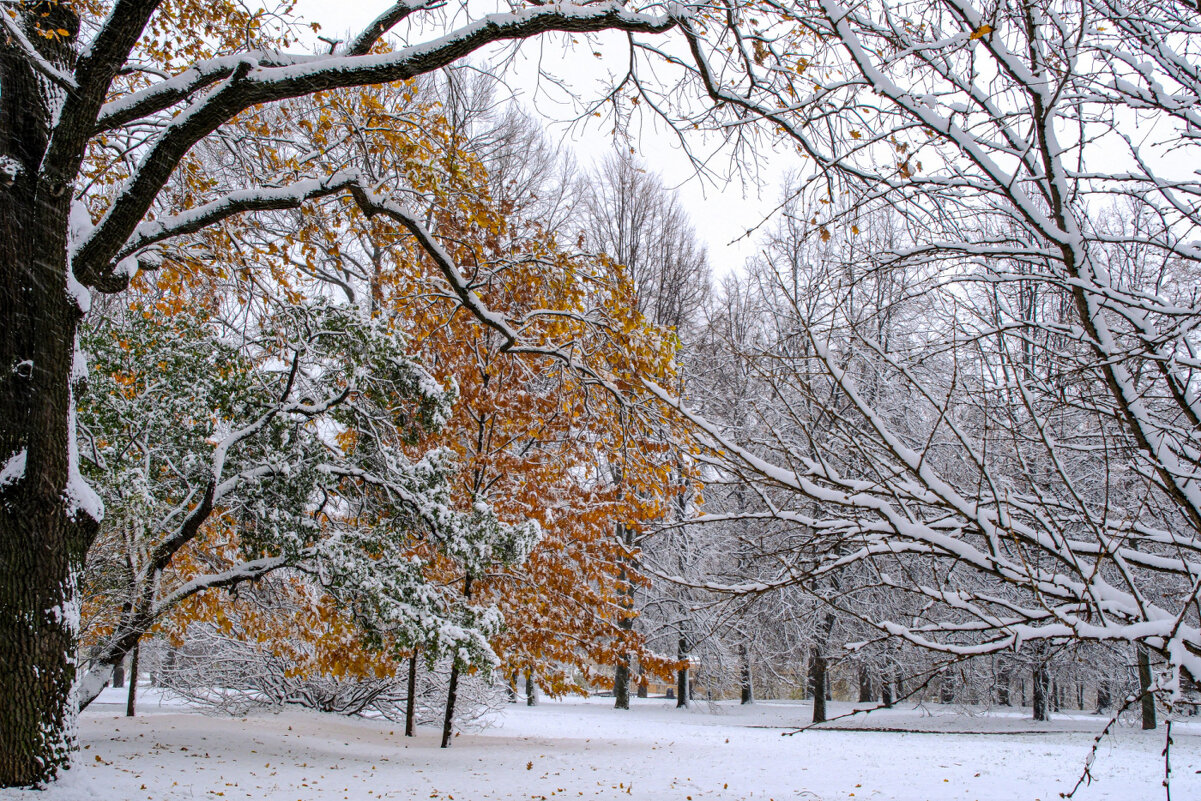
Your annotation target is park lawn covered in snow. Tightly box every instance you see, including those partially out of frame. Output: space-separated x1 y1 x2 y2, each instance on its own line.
3 692 1196 801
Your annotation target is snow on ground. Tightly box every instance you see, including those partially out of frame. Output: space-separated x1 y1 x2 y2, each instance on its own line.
4 691 1197 801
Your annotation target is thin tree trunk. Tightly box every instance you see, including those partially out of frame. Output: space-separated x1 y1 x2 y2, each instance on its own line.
676 631 688 709
1137 645 1157 730
739 643 753 705
125 641 140 718
112 660 125 689
880 676 893 708
405 652 418 737
440 662 460 749
613 522 633 711
525 672 537 707
997 666 1011 706
441 574 473 748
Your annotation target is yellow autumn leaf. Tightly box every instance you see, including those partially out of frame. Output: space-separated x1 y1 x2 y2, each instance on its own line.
970 24 993 40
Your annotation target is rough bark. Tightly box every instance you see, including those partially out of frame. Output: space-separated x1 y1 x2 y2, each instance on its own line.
0 5 98 786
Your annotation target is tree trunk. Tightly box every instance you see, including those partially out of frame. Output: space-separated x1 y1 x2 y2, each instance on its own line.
880 677 893 708
405 652 418 737
858 666 873 704
125 641 139 718
811 653 828 723
739 643 753 705
1032 663 1050 721
440 661 460 749
1096 680 1111 713
525 671 537 707
997 666 1011 706
676 632 688 709
612 523 633 711
0 5 99 785
1137 645 1156 730
442 574 474 747
808 610 836 722
112 660 125 690
940 672 955 705
636 674 648 699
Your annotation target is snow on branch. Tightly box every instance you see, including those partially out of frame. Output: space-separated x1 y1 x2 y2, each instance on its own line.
71 2 680 288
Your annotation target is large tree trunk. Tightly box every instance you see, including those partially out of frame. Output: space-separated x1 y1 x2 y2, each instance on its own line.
1032 663 1050 722
997 665 1011 706
0 6 99 786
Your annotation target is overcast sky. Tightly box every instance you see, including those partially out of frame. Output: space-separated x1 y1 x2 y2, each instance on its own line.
289 0 791 279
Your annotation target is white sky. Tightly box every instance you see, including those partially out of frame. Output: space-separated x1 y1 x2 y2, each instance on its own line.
289 1 790 279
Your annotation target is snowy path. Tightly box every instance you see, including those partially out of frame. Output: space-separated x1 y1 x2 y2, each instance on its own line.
3 694 1197 800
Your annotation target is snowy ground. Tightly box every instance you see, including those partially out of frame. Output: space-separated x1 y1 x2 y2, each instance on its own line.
4 690 1197 801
